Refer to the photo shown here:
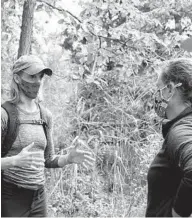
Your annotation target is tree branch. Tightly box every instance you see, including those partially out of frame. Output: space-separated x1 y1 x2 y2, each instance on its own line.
37 0 140 51
37 0 82 23
98 36 102 49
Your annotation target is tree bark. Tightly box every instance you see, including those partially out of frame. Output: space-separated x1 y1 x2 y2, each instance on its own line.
1 1 5 31
17 0 36 58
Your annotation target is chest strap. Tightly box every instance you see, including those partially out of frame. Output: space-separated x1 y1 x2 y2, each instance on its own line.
18 119 46 125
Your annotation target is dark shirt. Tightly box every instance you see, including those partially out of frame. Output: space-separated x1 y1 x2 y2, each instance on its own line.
146 107 192 217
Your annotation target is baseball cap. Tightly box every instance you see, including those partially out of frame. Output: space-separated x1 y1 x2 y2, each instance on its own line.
12 55 52 76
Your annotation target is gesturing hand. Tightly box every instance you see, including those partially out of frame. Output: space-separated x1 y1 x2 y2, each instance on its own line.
14 142 44 168
67 139 95 169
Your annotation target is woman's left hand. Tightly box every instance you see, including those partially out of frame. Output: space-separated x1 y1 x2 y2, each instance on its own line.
67 143 95 169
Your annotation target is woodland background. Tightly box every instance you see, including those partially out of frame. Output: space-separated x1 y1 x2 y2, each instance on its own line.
1 0 192 216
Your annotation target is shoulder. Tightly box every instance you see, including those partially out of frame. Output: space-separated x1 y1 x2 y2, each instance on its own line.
39 104 53 127
168 115 192 141
167 115 192 153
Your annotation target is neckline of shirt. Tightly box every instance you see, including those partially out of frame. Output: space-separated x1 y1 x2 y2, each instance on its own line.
17 105 40 115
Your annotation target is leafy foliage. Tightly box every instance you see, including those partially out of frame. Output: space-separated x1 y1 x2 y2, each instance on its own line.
1 0 192 217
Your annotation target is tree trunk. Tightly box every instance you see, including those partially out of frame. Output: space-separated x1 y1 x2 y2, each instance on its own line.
17 0 36 58
1 0 6 32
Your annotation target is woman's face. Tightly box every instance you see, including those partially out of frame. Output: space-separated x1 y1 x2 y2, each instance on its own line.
153 73 173 119
154 72 183 119
20 71 45 84
156 74 171 101
14 71 45 99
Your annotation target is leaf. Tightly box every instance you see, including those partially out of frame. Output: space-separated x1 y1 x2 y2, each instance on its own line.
9 0 16 9
76 24 81 30
58 19 65 24
87 44 95 53
80 37 87 44
86 75 95 84
87 53 94 64
36 4 44 12
86 35 95 43
2 33 9 41
71 74 80 81
63 28 69 36
63 37 73 50
165 19 175 30
97 55 105 66
80 9 87 17
62 10 68 18
79 56 86 64
51 207 57 213
74 191 84 201
69 16 77 25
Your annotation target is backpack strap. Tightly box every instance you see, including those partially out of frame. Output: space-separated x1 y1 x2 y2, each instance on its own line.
19 119 45 125
38 104 49 140
1 102 19 157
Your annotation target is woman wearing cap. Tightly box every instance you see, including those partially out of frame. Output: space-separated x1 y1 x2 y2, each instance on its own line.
146 58 192 217
1 55 95 217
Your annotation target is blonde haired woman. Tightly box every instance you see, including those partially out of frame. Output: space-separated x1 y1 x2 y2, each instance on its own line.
1 55 95 217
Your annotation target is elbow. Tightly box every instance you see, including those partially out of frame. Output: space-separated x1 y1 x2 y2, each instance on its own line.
44 162 52 168
44 157 60 168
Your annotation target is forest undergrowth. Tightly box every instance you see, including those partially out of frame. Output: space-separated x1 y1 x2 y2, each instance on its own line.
45 132 162 217
44 67 163 217
2 0 192 217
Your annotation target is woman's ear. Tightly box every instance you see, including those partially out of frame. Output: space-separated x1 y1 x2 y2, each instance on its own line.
167 82 175 94
13 74 20 84
167 82 173 93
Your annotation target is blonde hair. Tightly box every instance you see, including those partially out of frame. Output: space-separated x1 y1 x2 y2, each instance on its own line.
9 78 20 104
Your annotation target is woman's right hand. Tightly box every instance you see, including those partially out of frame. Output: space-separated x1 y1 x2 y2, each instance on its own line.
13 142 44 168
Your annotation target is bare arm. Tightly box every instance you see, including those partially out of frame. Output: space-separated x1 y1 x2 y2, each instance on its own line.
43 109 94 169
